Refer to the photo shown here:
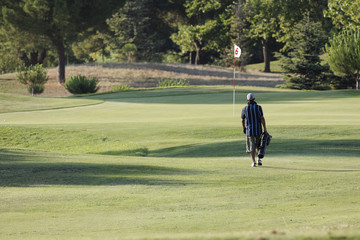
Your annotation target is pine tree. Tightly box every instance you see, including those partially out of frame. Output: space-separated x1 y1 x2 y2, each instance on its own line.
279 18 329 90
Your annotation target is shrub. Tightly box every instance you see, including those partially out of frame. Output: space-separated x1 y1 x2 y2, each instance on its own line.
16 64 48 96
111 84 131 92
28 85 45 95
157 78 190 88
65 75 100 94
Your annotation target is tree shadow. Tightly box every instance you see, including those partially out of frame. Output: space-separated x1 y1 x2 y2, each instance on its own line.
0 149 201 187
149 140 245 158
148 138 360 158
262 166 360 173
268 139 360 157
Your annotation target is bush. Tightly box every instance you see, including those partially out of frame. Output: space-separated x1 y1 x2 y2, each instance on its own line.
28 85 45 95
17 64 48 96
111 84 131 92
157 78 190 88
65 75 100 94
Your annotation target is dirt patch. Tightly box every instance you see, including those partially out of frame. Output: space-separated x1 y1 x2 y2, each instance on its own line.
2 63 284 97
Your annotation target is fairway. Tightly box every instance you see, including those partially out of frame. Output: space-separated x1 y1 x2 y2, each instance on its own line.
0 87 360 240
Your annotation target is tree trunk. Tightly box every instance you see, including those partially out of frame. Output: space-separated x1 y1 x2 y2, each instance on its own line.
262 39 271 73
193 41 200 65
57 41 66 84
189 52 192 64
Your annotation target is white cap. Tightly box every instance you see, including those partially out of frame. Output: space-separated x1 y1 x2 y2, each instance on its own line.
247 93 255 101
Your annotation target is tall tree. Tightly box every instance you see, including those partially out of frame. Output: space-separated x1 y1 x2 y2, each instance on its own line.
233 0 330 71
1 0 126 83
106 0 176 62
277 0 330 49
243 0 281 72
231 0 262 69
279 18 329 90
171 0 233 65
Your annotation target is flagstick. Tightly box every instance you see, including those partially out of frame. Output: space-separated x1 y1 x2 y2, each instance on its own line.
233 57 236 117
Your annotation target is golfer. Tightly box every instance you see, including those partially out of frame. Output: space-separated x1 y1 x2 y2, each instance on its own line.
241 93 267 167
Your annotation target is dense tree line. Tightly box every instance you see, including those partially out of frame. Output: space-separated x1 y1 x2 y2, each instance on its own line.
0 0 359 89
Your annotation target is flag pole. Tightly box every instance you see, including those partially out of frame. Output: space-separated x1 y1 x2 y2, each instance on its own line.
233 57 236 117
233 44 241 117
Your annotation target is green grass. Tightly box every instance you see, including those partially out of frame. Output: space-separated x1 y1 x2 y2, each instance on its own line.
0 86 360 240
245 54 329 73
0 93 103 113
245 60 282 72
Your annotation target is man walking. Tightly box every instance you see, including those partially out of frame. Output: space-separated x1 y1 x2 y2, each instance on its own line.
241 93 267 167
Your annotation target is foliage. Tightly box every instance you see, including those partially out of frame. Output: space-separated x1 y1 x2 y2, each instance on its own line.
16 64 48 95
65 75 100 94
278 18 330 90
2 0 126 83
242 0 281 72
72 34 110 63
171 0 233 65
328 74 356 90
106 0 175 62
325 0 360 31
231 0 253 69
162 51 184 64
277 0 329 48
28 84 45 95
232 0 330 72
157 78 190 88
0 9 51 70
0 42 20 73
325 29 360 89
121 44 137 63
1 0 359 74
111 84 131 92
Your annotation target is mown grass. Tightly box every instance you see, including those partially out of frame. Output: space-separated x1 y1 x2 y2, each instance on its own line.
0 86 359 240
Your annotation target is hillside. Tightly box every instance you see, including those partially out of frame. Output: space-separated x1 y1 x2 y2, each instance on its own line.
0 63 283 97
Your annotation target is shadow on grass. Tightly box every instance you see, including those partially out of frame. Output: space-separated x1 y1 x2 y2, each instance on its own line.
0 149 200 187
150 140 245 158
148 139 360 158
268 139 360 157
262 166 360 172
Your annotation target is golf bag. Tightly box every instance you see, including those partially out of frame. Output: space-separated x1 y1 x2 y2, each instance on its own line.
258 132 272 159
